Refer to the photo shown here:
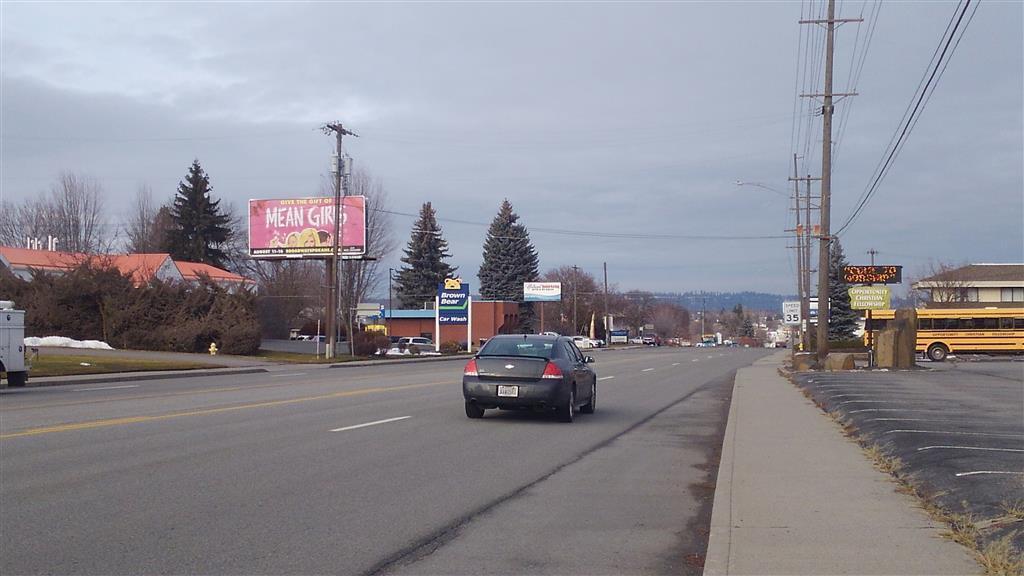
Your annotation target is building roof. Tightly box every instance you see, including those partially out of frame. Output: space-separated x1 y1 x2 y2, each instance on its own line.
917 263 1024 284
0 246 87 271
0 245 251 286
108 254 178 285
175 260 254 284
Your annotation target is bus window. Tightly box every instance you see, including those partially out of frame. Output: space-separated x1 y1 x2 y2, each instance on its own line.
999 318 1014 330
918 318 932 330
868 318 888 331
960 318 976 329
1015 318 1024 330
979 318 999 330
934 318 958 330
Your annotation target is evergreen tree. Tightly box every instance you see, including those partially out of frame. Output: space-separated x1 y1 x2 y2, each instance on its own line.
478 199 540 331
828 239 859 339
394 202 457 308
164 160 231 267
741 317 755 338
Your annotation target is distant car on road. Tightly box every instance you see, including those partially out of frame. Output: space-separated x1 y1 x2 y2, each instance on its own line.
462 334 597 422
398 337 433 348
571 335 596 349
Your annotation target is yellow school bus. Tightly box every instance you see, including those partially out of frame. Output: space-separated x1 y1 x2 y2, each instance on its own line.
867 308 1024 361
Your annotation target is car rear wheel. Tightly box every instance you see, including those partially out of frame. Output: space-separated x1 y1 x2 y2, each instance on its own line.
580 382 596 414
927 343 949 362
558 388 575 423
465 401 485 419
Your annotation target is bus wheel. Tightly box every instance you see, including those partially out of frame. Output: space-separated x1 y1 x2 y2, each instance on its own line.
927 344 949 362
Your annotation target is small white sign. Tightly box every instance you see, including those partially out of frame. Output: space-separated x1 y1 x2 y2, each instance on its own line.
524 282 562 302
783 301 801 325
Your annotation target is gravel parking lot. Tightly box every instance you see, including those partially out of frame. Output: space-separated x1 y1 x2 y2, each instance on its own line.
794 359 1023 556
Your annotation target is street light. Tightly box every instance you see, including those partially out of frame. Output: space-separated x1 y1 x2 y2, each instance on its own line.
735 180 789 197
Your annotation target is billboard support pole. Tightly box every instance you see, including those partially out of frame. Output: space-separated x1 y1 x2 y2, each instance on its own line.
467 296 473 353
434 295 440 353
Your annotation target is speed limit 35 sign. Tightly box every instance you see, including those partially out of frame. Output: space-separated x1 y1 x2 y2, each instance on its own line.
782 301 801 325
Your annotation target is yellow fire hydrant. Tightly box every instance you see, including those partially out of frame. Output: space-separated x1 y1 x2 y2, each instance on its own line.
209 342 218 355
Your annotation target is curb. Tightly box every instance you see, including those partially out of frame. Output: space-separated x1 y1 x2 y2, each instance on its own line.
5 367 270 388
328 355 471 369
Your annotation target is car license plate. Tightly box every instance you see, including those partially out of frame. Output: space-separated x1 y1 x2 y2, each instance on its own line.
497 385 519 398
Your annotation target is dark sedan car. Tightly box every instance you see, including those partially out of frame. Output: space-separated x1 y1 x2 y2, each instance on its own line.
462 334 597 422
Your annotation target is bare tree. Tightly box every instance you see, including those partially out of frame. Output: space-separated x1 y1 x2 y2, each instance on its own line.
651 302 691 339
1 172 107 253
49 172 107 253
124 184 164 253
539 266 602 336
0 197 54 248
911 261 972 307
336 169 396 341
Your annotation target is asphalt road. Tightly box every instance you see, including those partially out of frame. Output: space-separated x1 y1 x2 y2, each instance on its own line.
794 359 1024 555
0 346 771 575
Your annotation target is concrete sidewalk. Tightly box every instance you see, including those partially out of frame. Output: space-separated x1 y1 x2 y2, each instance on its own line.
704 353 981 575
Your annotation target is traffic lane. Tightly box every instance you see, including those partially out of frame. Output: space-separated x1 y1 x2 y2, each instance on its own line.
795 366 1023 550
0 346 705 432
1 349 768 575
381 374 736 576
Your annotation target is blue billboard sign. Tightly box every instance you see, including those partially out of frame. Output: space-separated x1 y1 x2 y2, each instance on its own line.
438 279 470 325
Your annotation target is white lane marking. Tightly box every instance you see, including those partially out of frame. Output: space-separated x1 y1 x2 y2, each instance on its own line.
917 446 1024 453
641 368 654 372
272 372 308 378
672 362 680 366
74 385 139 392
955 471 1024 478
692 359 700 362
824 394 875 399
883 430 1024 438
598 376 616 381
330 416 411 433
707 355 714 359
849 409 938 414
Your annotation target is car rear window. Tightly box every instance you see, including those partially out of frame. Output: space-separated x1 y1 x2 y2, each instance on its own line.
479 339 555 358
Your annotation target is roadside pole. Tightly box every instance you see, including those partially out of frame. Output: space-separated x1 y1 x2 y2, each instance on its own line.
467 296 473 354
435 294 441 353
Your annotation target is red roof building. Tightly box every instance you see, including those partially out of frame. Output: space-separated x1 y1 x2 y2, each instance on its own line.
0 246 252 289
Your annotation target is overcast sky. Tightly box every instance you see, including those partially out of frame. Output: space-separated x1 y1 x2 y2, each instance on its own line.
2 1 1021 296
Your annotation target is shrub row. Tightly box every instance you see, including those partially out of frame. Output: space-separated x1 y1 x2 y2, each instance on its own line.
0 262 261 355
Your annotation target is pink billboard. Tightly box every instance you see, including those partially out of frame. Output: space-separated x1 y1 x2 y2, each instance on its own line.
248 196 367 259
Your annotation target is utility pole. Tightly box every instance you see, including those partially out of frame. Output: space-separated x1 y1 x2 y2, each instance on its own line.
791 154 805 349
789 168 821 351
321 122 357 359
603 262 609 342
572 265 580 335
800 0 860 363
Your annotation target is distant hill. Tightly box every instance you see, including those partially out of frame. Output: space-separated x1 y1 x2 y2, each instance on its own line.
654 291 796 314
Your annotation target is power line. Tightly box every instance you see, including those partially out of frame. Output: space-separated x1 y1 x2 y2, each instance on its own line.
836 0 978 236
374 208 790 241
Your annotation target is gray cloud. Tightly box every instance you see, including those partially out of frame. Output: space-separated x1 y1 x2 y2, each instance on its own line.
2 1 1020 296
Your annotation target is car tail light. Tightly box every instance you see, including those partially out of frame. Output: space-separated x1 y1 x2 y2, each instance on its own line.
464 359 479 376
541 362 563 379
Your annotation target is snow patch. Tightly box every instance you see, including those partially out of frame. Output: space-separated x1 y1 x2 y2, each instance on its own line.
24 336 115 350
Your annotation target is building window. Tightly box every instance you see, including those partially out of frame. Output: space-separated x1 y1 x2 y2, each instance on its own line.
1001 287 1024 302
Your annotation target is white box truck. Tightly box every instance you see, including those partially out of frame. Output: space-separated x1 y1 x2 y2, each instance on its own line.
1 300 29 387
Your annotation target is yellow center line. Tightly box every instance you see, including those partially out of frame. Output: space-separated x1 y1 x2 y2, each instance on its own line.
0 381 449 440
1 366 460 412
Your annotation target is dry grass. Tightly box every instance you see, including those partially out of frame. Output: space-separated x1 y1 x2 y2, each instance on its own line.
24 354 218 377
977 536 1024 576
1001 500 1024 523
862 444 903 476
